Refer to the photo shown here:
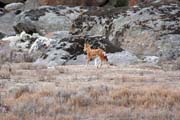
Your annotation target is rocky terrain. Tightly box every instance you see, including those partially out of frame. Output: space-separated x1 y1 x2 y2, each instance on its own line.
0 1 180 68
0 0 180 119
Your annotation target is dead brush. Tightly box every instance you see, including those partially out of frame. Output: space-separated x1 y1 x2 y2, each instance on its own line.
121 74 155 82
55 66 67 74
110 86 180 108
55 115 75 120
21 63 36 70
0 70 11 79
68 92 93 109
17 63 47 70
37 73 55 82
13 87 31 99
0 113 18 120
0 63 12 79
36 69 56 81
6 90 53 103
85 86 109 103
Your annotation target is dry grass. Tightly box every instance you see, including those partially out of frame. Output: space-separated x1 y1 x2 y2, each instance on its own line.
0 42 43 66
0 64 12 79
0 63 180 120
0 70 11 79
110 86 180 108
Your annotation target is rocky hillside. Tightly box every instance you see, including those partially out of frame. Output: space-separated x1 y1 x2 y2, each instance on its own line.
0 0 180 69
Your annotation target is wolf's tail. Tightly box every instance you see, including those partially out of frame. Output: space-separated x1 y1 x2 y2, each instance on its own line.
103 52 108 62
104 55 108 61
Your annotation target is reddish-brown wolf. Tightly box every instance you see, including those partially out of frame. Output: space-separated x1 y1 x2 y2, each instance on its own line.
83 43 109 68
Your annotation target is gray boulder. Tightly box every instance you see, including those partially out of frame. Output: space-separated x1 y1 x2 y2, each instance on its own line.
108 4 180 59
143 56 160 64
156 35 180 60
2 31 32 50
13 6 87 34
24 0 39 10
0 12 16 35
4 2 24 12
107 51 139 65
71 3 180 64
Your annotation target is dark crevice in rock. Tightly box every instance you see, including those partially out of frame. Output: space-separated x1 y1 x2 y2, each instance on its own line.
99 0 109 7
25 8 48 21
0 1 6 8
13 23 38 34
0 32 6 39
85 6 128 18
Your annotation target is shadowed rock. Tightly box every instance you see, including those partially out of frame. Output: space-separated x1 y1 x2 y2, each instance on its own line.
0 0 25 4
38 0 108 6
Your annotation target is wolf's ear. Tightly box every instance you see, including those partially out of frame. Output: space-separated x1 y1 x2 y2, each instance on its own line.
84 43 89 49
88 44 92 47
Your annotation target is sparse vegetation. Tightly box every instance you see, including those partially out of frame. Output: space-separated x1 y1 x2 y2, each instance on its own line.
0 42 43 66
0 63 180 120
0 69 11 79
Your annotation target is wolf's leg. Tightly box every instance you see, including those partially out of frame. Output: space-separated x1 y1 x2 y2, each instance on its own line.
86 58 90 67
98 59 102 68
105 61 110 68
95 58 98 68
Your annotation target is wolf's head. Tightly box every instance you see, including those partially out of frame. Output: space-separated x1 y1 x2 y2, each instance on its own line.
83 43 91 52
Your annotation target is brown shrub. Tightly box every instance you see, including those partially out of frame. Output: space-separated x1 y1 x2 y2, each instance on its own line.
0 70 11 79
110 86 180 108
1 113 18 120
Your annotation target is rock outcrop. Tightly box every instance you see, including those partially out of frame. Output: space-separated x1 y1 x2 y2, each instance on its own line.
0 12 16 35
4 2 24 11
13 6 88 34
109 4 180 59
2 31 122 66
71 3 180 61
2 2 180 67
31 34 122 66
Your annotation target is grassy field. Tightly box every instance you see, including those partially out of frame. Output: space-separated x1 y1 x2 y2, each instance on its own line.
0 63 180 120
